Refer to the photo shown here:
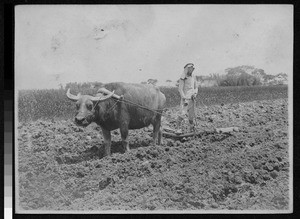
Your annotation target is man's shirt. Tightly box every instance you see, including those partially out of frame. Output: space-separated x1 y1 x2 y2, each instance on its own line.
178 75 198 99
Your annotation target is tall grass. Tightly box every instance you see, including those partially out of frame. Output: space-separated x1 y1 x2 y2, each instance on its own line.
18 85 288 122
161 85 287 107
18 88 99 122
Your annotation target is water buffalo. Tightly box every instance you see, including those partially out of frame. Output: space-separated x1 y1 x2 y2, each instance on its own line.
66 82 166 157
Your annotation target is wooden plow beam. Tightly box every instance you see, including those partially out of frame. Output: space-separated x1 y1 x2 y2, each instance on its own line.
162 127 239 140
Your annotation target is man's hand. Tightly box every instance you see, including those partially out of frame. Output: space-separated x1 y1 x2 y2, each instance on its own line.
192 93 197 100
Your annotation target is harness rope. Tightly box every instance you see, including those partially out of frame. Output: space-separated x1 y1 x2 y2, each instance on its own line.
93 96 204 125
106 99 121 112
92 97 121 113
92 92 207 127
121 97 200 133
93 96 173 119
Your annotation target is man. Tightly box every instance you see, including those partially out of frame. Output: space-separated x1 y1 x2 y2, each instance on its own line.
176 63 198 134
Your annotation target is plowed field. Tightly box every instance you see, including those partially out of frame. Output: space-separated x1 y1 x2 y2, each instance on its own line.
17 98 290 211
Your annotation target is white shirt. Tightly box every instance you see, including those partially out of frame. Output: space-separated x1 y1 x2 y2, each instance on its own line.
178 75 198 99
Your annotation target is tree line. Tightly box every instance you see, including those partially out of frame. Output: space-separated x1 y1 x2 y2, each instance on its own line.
62 65 287 90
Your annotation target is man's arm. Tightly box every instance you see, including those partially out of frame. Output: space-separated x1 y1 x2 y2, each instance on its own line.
178 79 186 99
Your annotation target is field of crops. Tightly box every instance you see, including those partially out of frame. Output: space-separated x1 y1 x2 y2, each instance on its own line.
16 85 290 212
18 85 288 122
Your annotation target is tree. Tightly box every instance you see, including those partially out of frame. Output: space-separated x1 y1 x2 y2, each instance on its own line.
223 65 263 86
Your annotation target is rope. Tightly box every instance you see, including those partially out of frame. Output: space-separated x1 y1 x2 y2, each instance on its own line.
107 99 121 112
119 98 198 122
108 97 175 120
92 99 101 111
92 98 121 113
91 92 204 134
121 99 162 113
92 96 158 115
93 93 193 121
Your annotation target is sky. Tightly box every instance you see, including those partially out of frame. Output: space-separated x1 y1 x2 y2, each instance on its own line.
15 5 293 89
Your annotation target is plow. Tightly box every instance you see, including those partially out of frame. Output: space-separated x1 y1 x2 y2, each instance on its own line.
162 126 239 140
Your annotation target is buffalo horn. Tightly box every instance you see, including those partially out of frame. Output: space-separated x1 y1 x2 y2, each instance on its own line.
66 88 81 101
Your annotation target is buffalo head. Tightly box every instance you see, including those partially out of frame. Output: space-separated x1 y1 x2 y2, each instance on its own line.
66 88 114 126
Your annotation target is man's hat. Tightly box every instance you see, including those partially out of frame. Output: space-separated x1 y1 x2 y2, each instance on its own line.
184 63 194 68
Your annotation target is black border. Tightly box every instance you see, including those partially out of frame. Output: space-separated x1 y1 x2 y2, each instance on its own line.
3 1 299 219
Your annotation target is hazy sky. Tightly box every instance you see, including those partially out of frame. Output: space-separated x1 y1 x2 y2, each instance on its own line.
15 5 293 89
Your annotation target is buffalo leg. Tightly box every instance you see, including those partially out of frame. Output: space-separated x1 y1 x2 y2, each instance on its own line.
101 128 111 157
158 126 162 145
120 124 130 152
152 120 162 145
